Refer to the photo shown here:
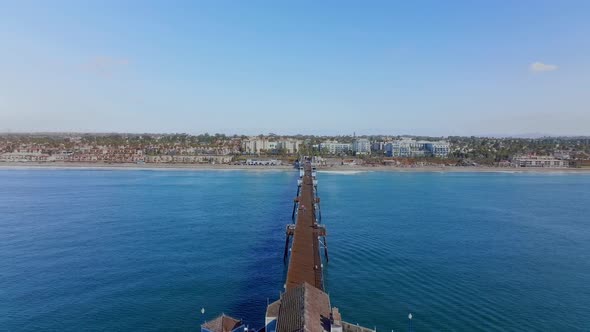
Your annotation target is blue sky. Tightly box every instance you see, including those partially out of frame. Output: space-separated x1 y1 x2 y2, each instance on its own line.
1 1 588 136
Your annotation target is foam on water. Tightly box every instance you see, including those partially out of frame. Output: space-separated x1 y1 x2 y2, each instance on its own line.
318 170 368 175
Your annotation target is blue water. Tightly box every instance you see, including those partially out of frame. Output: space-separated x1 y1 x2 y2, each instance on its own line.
1 169 589 331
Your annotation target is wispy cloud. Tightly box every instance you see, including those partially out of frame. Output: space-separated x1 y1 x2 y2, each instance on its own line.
81 56 131 77
529 61 558 73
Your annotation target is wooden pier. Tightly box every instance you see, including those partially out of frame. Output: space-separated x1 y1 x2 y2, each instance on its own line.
284 162 328 291
204 160 375 332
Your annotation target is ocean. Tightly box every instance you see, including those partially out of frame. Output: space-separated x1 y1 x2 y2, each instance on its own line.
1 169 589 331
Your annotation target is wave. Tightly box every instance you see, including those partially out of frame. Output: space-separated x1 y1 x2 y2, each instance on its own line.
318 170 368 175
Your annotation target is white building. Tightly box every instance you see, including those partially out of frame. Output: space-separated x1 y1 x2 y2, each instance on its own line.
511 155 569 168
242 137 301 154
319 141 352 155
277 140 302 154
241 138 276 154
352 138 371 155
425 141 450 157
0 152 50 162
385 138 449 157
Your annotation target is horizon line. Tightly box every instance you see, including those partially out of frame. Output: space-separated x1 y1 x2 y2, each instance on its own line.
1 131 589 140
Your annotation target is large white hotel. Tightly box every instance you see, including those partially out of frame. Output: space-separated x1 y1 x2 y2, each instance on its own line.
319 138 450 157
385 138 450 157
319 138 371 155
241 137 302 154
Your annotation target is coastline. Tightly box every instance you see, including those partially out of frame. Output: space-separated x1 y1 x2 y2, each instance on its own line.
2 161 590 173
0 162 295 172
320 165 590 173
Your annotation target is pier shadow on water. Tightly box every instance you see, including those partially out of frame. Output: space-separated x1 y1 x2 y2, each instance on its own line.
220 171 299 329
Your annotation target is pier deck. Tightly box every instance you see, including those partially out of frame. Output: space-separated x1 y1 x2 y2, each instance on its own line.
285 163 324 290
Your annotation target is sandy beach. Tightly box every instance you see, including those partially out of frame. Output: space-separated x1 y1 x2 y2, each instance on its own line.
1 161 590 173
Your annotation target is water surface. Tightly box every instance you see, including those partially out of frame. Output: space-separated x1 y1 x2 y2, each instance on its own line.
1 169 589 331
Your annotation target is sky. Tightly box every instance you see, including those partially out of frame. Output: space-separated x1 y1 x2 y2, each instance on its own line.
0 0 589 136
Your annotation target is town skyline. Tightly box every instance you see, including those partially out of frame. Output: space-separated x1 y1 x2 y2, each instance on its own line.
1 130 589 140
2 131 589 167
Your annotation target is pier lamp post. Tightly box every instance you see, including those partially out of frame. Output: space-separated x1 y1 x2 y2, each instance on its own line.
201 307 205 324
408 313 413 332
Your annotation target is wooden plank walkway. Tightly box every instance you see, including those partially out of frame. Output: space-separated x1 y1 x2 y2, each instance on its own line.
285 162 324 290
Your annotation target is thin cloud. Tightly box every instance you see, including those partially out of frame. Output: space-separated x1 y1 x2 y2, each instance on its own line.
530 61 558 73
81 56 131 77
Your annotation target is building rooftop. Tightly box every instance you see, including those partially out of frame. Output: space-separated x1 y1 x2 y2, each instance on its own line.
275 282 332 332
202 314 243 332
266 299 281 319
341 322 376 332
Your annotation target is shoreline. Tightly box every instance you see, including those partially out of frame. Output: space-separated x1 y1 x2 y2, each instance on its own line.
1 162 590 173
0 162 295 172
